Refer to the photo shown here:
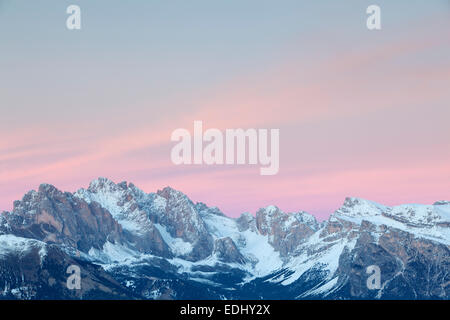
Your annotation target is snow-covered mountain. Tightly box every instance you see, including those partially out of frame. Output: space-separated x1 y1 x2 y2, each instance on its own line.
0 178 448 299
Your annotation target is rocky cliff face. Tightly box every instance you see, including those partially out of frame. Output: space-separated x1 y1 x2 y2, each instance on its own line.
153 187 214 261
1 184 123 252
255 206 318 256
213 237 246 264
75 178 172 258
0 178 448 300
333 227 449 299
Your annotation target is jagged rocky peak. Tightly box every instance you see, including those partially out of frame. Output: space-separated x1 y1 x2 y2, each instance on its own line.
75 178 173 257
156 186 175 198
195 202 225 217
294 211 319 230
333 197 387 218
155 187 197 221
83 177 137 196
156 186 191 204
155 186 214 261
2 182 123 252
76 177 150 228
87 177 117 191
255 205 318 256
77 179 215 260
39 183 60 195
255 205 318 234
10 183 76 219
327 197 394 235
84 177 147 200
12 184 67 213
12 190 38 214
255 205 282 234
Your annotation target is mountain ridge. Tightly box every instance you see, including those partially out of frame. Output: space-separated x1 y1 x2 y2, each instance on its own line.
0 177 448 300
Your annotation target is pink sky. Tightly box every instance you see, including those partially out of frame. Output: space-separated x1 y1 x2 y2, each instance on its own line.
1 8 449 220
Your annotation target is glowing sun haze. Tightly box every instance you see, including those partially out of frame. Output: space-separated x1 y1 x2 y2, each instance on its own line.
1 1 449 220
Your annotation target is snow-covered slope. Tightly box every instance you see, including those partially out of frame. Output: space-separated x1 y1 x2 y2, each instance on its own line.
332 197 450 245
0 234 47 262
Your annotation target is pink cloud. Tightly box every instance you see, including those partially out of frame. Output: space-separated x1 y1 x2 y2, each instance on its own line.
1 18 449 220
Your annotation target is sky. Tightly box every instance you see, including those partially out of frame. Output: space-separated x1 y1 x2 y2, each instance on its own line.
0 0 449 220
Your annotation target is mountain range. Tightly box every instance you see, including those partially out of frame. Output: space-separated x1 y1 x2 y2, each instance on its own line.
0 177 448 299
